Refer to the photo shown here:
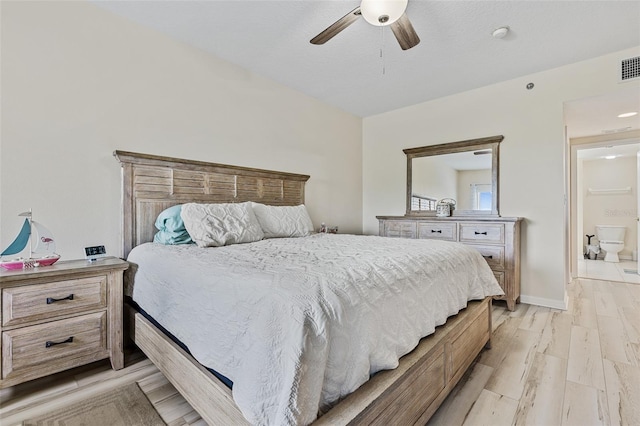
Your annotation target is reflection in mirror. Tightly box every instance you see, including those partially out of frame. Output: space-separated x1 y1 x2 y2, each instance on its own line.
404 136 502 216
412 151 492 211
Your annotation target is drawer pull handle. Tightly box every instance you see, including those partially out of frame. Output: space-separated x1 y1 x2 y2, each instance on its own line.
46 294 74 304
45 336 74 348
483 255 494 259
475 231 488 235
431 230 442 233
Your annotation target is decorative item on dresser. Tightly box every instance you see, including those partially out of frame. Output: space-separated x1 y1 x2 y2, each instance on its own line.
0 257 128 388
377 216 522 310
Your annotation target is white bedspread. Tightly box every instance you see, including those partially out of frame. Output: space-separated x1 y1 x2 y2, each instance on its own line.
127 234 503 425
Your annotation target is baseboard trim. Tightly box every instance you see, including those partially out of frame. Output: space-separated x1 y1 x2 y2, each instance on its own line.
595 254 632 261
519 294 568 311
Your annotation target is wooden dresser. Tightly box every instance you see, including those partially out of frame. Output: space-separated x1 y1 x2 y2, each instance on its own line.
0 257 128 388
377 216 522 311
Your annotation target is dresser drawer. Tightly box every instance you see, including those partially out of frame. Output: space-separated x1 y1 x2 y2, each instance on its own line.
468 245 504 269
493 271 505 292
2 311 108 382
417 222 457 241
459 223 505 244
2 276 107 327
383 221 417 239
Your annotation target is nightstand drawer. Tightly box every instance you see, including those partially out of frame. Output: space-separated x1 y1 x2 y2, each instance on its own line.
2 311 108 382
459 223 505 244
2 276 107 327
417 222 457 241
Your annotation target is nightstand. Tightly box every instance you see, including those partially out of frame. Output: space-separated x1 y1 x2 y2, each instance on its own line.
0 257 128 388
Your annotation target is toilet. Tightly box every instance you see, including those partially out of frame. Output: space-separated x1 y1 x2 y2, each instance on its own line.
595 225 626 262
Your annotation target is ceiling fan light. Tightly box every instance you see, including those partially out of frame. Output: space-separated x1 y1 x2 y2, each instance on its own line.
360 0 408 26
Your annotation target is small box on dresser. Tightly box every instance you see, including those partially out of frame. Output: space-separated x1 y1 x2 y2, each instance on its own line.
0 257 128 388
378 216 522 311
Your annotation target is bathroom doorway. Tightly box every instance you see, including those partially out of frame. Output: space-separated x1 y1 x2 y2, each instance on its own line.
572 141 639 283
565 87 640 284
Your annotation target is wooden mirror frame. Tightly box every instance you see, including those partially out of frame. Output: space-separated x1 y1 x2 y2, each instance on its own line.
403 135 503 217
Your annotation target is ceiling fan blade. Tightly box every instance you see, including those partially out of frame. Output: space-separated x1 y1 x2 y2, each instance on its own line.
310 7 361 45
390 13 420 50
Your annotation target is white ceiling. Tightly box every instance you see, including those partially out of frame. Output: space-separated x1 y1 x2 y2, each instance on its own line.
94 1 640 129
415 150 492 171
564 86 640 138
577 142 640 161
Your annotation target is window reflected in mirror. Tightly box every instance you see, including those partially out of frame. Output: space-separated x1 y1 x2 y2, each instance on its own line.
411 195 437 211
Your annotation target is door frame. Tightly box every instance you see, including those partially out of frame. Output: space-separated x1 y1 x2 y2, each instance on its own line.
566 129 640 280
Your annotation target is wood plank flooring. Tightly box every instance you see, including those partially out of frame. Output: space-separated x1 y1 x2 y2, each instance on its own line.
430 278 640 426
1 278 638 425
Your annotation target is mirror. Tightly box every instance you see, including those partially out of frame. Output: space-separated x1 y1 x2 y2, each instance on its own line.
404 135 502 216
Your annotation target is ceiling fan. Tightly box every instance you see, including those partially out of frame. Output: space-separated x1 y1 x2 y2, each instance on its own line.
310 0 420 50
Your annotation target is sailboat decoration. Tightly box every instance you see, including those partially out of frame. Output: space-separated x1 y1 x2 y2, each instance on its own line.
1 209 60 270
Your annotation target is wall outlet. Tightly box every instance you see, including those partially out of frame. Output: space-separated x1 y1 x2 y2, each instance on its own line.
85 245 107 261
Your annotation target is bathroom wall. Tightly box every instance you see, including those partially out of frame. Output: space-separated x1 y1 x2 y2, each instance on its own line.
581 155 637 258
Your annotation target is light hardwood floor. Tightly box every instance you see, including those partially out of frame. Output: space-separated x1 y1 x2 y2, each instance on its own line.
1 278 638 425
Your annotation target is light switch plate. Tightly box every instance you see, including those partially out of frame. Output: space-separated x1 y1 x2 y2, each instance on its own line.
85 245 107 261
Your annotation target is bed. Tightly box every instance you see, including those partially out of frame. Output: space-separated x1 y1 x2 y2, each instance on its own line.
114 150 501 425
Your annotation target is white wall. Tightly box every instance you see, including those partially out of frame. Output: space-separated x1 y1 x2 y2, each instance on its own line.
363 46 640 308
412 156 457 201
582 156 637 258
0 1 362 260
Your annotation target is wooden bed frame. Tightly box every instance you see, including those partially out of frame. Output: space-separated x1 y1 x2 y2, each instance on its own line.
114 150 492 425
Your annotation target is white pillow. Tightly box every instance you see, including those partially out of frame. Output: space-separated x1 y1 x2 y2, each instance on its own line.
181 202 264 247
252 203 314 238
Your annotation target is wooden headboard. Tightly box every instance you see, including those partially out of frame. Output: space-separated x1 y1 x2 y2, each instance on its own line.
114 151 310 258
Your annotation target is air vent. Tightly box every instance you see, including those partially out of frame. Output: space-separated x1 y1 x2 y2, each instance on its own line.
620 56 640 82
